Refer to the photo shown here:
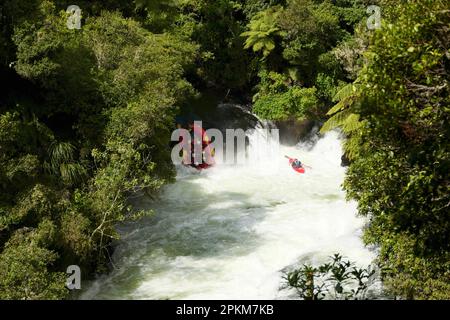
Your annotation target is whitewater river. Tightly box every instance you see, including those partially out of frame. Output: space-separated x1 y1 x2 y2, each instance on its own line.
80 130 375 299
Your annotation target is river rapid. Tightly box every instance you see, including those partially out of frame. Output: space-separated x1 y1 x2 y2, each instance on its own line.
80 129 375 299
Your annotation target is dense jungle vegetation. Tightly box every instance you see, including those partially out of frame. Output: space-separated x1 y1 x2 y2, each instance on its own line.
0 0 448 299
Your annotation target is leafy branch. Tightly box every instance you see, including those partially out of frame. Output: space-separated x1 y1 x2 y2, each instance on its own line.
282 254 377 300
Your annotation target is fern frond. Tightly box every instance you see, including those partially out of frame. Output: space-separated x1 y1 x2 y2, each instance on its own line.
60 163 87 185
342 113 362 133
343 133 363 160
47 141 86 185
48 142 75 173
326 99 347 116
321 108 352 133
333 83 357 102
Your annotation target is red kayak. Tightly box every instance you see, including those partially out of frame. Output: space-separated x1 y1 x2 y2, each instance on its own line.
288 158 305 174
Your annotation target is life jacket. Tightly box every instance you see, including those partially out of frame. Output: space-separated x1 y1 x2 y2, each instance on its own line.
191 124 210 148
292 159 302 169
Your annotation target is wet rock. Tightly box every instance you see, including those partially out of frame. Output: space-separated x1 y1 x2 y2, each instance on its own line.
341 154 351 167
275 119 317 146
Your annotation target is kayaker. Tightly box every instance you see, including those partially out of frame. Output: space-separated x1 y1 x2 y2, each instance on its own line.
285 155 311 170
291 158 303 170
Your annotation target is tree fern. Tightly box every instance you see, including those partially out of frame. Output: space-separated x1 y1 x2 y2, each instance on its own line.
59 163 87 185
241 6 284 58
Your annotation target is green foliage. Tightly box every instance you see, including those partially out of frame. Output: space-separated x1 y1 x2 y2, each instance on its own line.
241 6 284 58
131 0 255 89
244 0 366 122
278 0 364 85
280 0 341 67
242 0 285 18
283 254 377 300
1 1 196 299
0 226 68 300
254 86 318 121
252 70 319 120
332 26 368 80
325 0 450 299
189 0 254 89
44 142 87 186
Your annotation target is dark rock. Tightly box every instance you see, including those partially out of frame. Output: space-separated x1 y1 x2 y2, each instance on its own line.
275 119 317 146
341 154 351 167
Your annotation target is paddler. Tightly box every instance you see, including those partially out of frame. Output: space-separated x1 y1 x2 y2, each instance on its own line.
285 155 311 170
